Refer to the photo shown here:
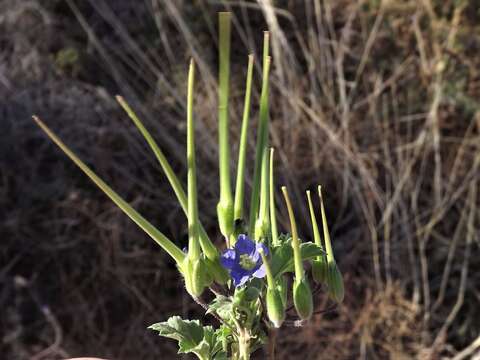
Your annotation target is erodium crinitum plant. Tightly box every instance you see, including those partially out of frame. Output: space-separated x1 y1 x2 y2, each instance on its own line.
33 12 345 360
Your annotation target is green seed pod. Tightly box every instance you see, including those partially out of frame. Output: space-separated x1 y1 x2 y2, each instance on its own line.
266 287 285 328
293 279 313 320
327 261 344 303
217 200 234 239
311 255 328 284
258 247 285 327
277 275 288 307
183 258 207 298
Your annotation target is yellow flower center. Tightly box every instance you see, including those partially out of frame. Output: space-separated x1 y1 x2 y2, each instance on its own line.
239 254 256 270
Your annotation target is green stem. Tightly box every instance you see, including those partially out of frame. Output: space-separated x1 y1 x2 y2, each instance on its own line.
218 12 234 239
258 248 274 288
238 332 251 360
248 54 271 235
32 116 185 264
255 147 270 241
318 185 335 263
269 148 279 245
234 54 254 221
281 186 304 281
306 190 323 260
187 59 201 260
115 96 217 260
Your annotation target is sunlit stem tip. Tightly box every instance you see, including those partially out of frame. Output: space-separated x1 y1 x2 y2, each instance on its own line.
307 190 327 284
32 116 185 265
318 185 334 263
281 186 304 282
306 190 323 253
217 11 234 241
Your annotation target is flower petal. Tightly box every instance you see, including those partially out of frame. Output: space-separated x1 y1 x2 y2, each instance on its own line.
220 249 237 270
256 242 269 256
250 242 268 263
252 264 266 279
235 234 255 255
231 269 251 287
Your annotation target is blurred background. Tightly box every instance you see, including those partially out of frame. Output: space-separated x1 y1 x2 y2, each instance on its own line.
1 0 479 359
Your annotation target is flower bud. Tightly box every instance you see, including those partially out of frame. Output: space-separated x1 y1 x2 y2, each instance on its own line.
311 255 328 284
266 287 285 328
327 261 344 303
293 279 313 320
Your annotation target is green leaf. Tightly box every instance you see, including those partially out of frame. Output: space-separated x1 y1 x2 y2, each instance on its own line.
270 239 324 278
149 316 225 360
207 296 233 320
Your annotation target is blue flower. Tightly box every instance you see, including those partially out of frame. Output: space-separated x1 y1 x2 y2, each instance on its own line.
220 234 268 287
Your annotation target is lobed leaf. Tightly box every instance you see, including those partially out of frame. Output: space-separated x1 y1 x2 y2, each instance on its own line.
149 316 225 360
270 240 324 278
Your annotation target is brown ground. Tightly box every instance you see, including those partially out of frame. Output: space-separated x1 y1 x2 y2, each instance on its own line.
1 1 480 359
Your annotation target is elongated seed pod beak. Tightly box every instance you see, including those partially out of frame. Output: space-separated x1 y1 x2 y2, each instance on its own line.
115 96 219 263
269 148 279 245
233 54 254 223
255 147 270 241
306 190 328 283
32 116 185 265
184 59 207 297
248 36 271 235
217 12 234 242
281 186 304 280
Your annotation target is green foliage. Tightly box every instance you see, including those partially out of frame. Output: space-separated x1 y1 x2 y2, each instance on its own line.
149 316 227 360
270 237 324 278
207 296 234 321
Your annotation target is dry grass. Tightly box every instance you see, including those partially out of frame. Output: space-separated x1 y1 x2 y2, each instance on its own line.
1 0 480 359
